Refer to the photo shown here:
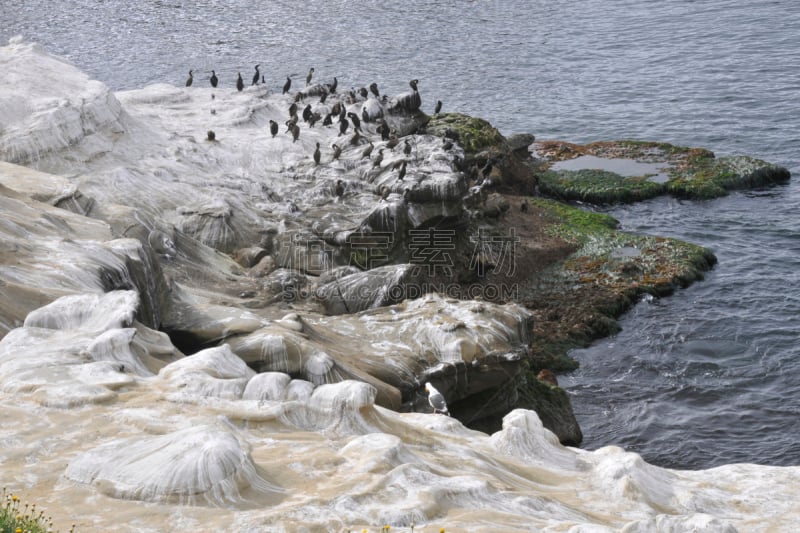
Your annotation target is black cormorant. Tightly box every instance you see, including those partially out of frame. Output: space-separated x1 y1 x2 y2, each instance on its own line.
185 70 193 87
210 70 218 88
332 144 342 160
306 67 315 85
434 100 442 114
369 82 379 98
236 73 244 92
397 160 407 181
338 117 349 136
269 120 278 138
252 65 260 86
313 142 321 165
361 142 374 159
283 76 291 94
347 111 361 130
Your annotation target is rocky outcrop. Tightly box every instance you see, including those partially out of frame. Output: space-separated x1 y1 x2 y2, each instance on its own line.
535 140 791 203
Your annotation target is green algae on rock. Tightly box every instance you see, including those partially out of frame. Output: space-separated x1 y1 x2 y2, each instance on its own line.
425 112 508 154
517 198 716 377
534 140 790 203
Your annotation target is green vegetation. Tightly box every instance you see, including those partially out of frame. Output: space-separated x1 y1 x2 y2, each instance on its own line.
1 488 74 533
536 140 790 203
521 197 717 381
666 155 791 199
425 112 506 154
529 197 618 243
538 168 665 204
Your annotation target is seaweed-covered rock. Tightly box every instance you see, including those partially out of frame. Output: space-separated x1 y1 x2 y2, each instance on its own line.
534 140 791 203
426 112 507 154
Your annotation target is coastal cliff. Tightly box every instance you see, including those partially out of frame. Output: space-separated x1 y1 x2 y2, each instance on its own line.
0 38 795 532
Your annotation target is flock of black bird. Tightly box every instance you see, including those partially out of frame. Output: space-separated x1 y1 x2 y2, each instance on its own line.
183 65 481 202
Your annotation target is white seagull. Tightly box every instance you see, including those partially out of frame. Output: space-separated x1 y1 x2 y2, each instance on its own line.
425 382 450 416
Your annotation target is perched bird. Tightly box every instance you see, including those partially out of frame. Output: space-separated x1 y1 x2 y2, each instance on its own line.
251 64 260 85
347 111 361 130
369 82 379 98
185 69 193 87
442 137 454 151
313 142 321 165
283 76 292 94
397 160 407 181
322 113 333 126
302 104 313 122
329 76 338 93
520 199 529 213
338 117 349 136
409 79 419 91
210 70 218 88
361 141 374 159
306 67 315 85
269 120 278 138
403 139 412 156
236 72 244 92
358 87 368 99
319 91 328 104
289 123 300 143
424 382 449 415
335 179 345 197
349 129 362 146
288 102 298 118
361 107 370 124
379 185 391 201
434 99 442 114
331 101 341 118
308 112 321 128
372 148 384 168
378 121 390 141
331 143 342 160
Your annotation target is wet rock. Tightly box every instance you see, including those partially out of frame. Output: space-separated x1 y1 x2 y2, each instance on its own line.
249 255 276 277
506 133 535 154
234 246 269 268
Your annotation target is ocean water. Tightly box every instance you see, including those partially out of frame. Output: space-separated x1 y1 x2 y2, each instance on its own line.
4 0 799 471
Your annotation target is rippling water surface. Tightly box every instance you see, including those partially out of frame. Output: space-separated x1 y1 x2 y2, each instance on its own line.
4 0 799 469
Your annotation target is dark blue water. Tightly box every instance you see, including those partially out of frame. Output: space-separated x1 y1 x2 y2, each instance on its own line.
4 0 799 470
